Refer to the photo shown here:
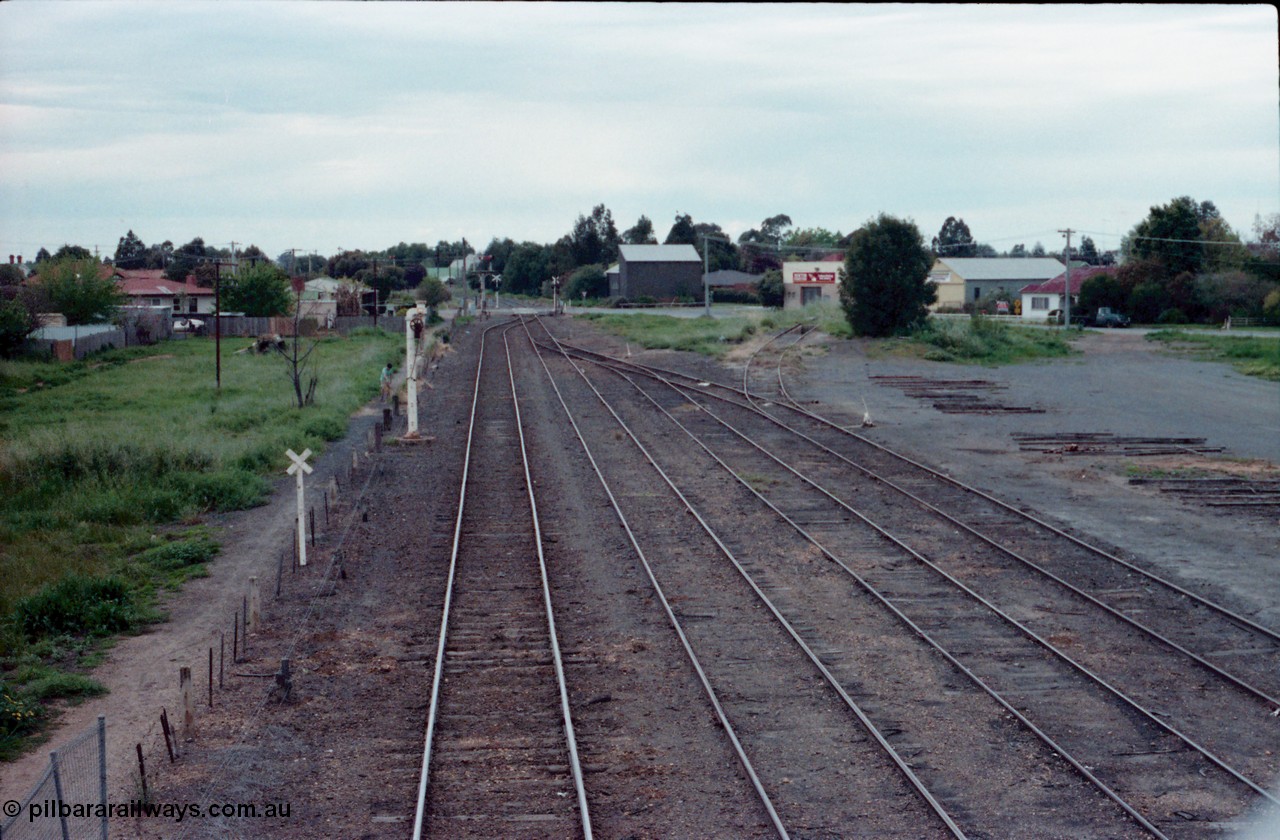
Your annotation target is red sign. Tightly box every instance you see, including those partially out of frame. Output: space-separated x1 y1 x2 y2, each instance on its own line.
291 276 306 293
792 271 836 284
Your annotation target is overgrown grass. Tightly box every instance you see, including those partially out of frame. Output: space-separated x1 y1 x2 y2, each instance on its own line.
905 316 1075 364
0 329 400 755
1146 330 1280 381
578 312 763 357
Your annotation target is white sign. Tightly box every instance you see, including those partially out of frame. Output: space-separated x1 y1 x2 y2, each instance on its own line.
286 448 312 566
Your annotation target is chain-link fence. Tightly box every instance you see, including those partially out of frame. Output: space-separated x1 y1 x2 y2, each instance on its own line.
1 716 108 840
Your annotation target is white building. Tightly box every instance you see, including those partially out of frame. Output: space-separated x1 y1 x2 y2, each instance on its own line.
782 258 843 310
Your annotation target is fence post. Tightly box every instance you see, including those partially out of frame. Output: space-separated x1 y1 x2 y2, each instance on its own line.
248 576 261 634
97 714 108 840
180 667 195 741
50 749 71 840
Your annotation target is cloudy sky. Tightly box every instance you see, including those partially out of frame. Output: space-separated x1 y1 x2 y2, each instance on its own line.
1 2 1276 262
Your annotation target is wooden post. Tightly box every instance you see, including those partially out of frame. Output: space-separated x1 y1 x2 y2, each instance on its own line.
233 610 239 664
180 667 195 741
160 710 174 762
136 743 148 800
242 596 249 657
382 407 392 430
309 509 316 547
248 576 261 634
208 648 214 708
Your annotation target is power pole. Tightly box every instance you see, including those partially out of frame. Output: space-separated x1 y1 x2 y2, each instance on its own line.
214 261 222 390
1058 228 1073 328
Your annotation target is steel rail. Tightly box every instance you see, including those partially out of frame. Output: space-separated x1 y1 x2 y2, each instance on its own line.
665 342 1280 709
412 319 590 839
559 337 1169 838
741 321 806 406
552 338 1280 810
514 318 793 840
528 318 969 838
502 326 594 840
559 335 1280 650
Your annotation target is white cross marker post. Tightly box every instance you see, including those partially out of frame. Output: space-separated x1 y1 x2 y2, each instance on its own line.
405 307 421 438
286 448 313 566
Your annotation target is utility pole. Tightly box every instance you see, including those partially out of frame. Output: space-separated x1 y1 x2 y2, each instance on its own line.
1058 228 1073 328
214 261 222 390
372 259 379 328
702 234 711 317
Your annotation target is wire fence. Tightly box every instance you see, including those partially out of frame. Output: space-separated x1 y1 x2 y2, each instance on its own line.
0 716 108 840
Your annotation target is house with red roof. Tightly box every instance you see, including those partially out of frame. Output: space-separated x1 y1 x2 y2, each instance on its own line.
1019 264 1118 322
112 268 216 316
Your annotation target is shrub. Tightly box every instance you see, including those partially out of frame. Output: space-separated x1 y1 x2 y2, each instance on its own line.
136 537 219 572
1 682 41 738
21 672 107 702
13 575 140 641
1157 308 1189 324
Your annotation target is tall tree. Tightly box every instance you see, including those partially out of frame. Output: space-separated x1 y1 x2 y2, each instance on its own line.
1124 195 1223 277
932 217 976 258
35 258 124 325
221 261 293 317
664 213 697 246
168 238 209 283
692 221 738 271
737 213 793 273
501 242 552 295
568 204 621 267
114 230 148 269
1078 236 1100 266
839 214 935 337
622 215 657 245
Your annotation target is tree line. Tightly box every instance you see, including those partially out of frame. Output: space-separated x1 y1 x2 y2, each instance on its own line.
3 196 1277 354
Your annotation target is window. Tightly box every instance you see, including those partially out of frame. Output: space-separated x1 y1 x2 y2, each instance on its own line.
173 298 182 312
1031 296 1050 311
189 298 198 313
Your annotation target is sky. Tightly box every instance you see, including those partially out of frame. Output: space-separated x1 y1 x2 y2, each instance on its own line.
1 2 1276 263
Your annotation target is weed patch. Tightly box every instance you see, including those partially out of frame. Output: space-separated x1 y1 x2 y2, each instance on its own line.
1145 330 1280 381
908 317 1074 364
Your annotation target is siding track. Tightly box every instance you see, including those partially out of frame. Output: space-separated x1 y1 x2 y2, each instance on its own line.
535 317 1280 836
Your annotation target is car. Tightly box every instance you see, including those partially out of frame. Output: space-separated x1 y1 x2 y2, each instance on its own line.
173 318 205 333
1094 307 1131 328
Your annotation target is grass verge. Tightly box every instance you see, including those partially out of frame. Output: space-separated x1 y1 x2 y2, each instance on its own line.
903 316 1076 364
0 328 401 758
1145 329 1280 381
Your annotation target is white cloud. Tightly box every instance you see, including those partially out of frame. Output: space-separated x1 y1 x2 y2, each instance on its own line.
0 2 1275 255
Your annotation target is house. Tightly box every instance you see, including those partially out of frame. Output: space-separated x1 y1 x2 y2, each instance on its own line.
296 277 369 325
928 258 1065 311
113 269 216 316
1020 265 1118 321
782 255 843 310
704 269 761 288
612 244 702 300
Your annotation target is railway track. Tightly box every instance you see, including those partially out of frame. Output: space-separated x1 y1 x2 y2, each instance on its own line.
412 320 590 839
534 317 1280 835
522 317 968 838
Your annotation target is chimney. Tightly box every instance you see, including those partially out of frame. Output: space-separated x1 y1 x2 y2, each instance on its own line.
8 255 12 264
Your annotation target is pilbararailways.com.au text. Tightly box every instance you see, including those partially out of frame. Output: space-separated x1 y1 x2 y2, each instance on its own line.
7 798 291 823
